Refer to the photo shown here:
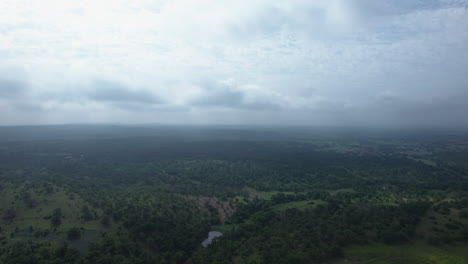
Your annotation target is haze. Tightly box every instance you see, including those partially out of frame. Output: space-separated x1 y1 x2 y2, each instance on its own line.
1 0 468 128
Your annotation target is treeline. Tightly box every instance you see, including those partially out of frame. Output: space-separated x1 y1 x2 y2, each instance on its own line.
192 199 433 264
0 131 467 263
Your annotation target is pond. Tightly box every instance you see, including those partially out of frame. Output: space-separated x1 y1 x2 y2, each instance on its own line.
201 231 223 248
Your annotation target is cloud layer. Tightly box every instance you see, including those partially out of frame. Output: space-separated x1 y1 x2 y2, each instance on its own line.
0 0 467 127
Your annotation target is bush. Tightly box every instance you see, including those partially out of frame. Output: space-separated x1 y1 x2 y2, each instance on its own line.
67 227 82 240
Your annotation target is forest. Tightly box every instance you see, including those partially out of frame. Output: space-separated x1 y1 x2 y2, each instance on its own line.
0 125 467 264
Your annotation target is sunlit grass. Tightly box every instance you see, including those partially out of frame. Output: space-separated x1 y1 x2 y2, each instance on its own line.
345 241 468 264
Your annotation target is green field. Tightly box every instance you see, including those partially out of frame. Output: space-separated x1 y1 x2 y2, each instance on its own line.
0 182 114 253
256 191 296 200
340 242 468 264
212 223 242 233
271 199 326 211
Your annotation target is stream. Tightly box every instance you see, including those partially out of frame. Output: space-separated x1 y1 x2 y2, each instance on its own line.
201 231 223 248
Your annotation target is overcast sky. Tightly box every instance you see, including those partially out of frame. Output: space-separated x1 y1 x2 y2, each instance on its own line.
1 0 467 128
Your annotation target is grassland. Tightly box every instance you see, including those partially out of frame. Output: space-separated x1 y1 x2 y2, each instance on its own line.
0 183 115 253
256 191 296 200
212 223 242 233
338 241 468 264
270 199 326 211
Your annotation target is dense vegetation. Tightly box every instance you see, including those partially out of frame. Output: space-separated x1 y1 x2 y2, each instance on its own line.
0 125 467 263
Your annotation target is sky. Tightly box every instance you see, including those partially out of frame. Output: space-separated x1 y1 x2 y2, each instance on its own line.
1 0 468 128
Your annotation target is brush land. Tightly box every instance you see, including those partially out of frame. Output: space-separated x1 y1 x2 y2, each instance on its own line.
0 125 467 263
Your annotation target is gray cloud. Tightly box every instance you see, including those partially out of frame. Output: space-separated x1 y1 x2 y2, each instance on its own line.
189 81 281 111
0 0 467 128
191 88 244 107
376 92 468 126
88 81 162 105
0 79 27 99
13 101 44 112
350 0 451 16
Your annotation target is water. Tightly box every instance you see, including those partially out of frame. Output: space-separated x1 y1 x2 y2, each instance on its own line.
201 231 223 248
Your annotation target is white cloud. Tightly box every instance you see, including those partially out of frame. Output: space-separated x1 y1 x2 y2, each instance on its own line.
0 0 467 127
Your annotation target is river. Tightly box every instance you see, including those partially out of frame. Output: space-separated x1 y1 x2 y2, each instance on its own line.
201 231 223 248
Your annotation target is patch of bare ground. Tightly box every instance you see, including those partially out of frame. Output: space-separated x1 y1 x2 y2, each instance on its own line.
184 196 234 224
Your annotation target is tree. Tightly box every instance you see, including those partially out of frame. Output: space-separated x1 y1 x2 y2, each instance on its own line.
101 215 111 227
51 208 62 227
81 205 93 221
67 227 82 240
3 208 16 223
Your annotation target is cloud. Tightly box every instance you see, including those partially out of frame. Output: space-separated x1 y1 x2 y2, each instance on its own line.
87 81 162 105
191 86 244 108
0 79 25 99
0 0 467 127
189 80 281 110
0 79 26 98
